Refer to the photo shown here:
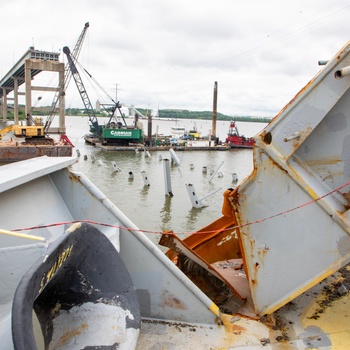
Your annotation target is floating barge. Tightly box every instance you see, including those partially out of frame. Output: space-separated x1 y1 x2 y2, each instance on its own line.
0 140 73 163
84 136 230 151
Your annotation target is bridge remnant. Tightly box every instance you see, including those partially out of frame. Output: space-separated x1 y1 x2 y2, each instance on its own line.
0 48 65 133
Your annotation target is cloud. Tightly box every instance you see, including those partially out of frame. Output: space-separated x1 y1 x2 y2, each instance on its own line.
1 0 350 117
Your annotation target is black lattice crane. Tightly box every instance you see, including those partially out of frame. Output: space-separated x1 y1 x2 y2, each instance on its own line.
44 22 90 133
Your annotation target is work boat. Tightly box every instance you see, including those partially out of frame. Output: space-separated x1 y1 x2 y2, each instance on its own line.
225 120 255 148
2 40 350 350
170 121 186 137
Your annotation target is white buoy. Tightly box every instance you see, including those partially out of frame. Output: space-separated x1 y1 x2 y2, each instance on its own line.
163 158 173 196
111 161 122 172
169 148 180 166
232 172 238 182
190 164 194 170
141 171 150 186
76 149 81 157
128 171 134 180
209 161 224 183
185 184 222 208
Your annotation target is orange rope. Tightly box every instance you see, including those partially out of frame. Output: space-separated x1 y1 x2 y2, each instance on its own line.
11 181 350 236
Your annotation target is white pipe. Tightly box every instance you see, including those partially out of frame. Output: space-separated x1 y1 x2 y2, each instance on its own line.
72 170 219 318
318 60 328 66
284 132 301 142
185 184 203 208
185 184 221 208
141 171 150 186
169 148 180 166
111 161 122 172
163 159 173 196
334 65 350 79
208 161 224 183
199 187 222 201
232 173 238 182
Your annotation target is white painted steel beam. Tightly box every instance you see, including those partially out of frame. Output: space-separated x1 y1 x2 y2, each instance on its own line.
232 40 350 316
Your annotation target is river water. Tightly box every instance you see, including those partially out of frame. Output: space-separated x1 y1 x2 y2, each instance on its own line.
63 116 267 239
1 116 267 240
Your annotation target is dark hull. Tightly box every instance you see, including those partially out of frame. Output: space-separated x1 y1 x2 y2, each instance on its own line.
227 141 254 149
12 222 140 349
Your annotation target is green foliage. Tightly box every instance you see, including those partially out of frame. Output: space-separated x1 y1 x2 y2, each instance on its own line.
5 110 26 120
5 106 271 123
133 108 271 123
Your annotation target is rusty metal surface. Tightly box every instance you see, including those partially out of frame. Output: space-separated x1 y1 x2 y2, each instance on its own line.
160 41 350 331
230 41 350 316
2 144 350 348
136 257 350 349
0 144 72 163
159 232 247 315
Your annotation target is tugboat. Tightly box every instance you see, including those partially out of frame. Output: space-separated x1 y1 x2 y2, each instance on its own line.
225 121 254 148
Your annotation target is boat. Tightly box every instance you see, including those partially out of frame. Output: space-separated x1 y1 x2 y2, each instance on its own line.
225 120 255 148
3 39 350 349
188 122 201 139
171 120 187 137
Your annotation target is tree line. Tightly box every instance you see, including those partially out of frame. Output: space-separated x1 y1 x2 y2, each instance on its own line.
5 107 272 123
139 108 271 123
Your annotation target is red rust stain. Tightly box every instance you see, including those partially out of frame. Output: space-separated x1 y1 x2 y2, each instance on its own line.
343 191 350 204
159 290 187 310
69 173 82 184
257 247 269 262
57 323 88 346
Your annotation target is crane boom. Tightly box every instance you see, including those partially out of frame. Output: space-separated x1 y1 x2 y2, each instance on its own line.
63 46 100 137
44 22 90 132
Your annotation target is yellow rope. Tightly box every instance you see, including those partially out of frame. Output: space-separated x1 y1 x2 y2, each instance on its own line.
0 228 45 241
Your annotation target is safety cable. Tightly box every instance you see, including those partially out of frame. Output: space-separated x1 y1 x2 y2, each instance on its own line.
9 180 350 237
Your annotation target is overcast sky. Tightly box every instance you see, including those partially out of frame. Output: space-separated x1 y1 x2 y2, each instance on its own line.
1 0 350 117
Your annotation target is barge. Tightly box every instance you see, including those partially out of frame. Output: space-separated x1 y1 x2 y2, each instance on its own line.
2 39 350 349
